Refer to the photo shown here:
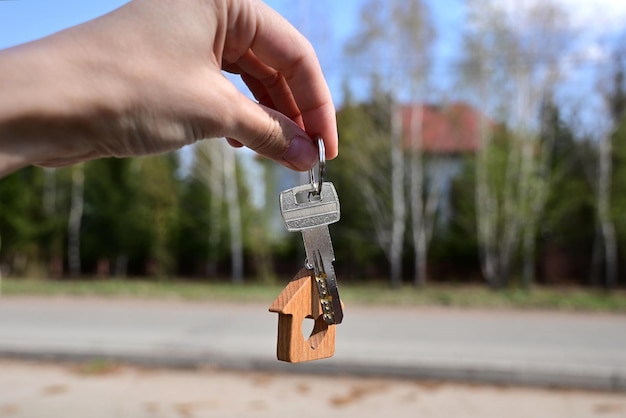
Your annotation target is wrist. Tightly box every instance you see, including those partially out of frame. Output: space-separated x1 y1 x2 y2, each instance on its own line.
0 31 129 176
0 44 56 175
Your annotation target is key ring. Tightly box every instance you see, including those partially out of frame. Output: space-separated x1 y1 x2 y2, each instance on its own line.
309 136 325 196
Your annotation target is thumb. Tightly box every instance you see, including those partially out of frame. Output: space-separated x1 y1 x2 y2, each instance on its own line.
226 94 319 171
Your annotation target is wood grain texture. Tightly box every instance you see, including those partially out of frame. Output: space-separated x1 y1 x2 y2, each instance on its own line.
269 268 336 363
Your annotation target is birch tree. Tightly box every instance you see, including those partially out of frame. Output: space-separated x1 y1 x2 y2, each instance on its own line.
406 104 444 286
222 144 244 283
0 234 3 296
346 0 435 287
43 168 56 216
67 163 84 277
191 140 244 283
389 104 405 286
460 0 571 287
192 141 225 277
596 48 626 289
596 123 617 289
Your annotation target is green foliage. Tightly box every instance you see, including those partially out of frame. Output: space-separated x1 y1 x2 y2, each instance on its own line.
608 50 626 263
611 117 626 257
0 168 45 271
440 104 599 286
82 159 144 271
542 105 596 256
134 155 181 277
332 88 393 279
82 155 181 277
431 155 480 274
176 176 213 276
0 97 622 290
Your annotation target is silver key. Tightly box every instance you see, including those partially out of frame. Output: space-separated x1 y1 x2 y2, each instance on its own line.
280 181 343 325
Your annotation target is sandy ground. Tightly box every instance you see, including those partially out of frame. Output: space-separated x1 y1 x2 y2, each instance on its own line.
0 360 625 418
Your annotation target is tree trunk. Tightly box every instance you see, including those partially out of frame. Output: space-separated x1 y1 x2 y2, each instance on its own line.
389 103 406 287
408 104 427 286
462 1 570 289
253 159 277 284
518 135 536 288
475 110 497 288
498 130 523 288
522 123 555 288
597 133 617 289
0 235 3 297
43 167 56 216
67 164 85 277
193 141 225 278
522 225 535 288
207 145 224 277
601 221 618 290
223 144 244 284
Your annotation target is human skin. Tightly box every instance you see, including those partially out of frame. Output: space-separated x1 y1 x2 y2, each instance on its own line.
0 0 338 177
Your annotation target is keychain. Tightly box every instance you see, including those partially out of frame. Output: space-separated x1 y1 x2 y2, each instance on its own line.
269 137 343 363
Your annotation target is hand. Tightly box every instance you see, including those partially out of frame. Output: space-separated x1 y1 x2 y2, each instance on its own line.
0 0 338 176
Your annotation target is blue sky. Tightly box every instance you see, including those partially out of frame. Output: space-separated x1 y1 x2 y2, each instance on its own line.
0 1 128 46
0 0 464 198
2 0 624 205
0 0 464 106
1 0 625 119
263 0 464 103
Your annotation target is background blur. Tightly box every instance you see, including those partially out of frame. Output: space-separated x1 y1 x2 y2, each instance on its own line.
2 2 626 417
2 0 626 293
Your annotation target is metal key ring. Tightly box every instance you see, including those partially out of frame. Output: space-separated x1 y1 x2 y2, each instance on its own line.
309 136 325 196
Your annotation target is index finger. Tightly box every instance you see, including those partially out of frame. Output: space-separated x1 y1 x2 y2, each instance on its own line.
247 2 338 159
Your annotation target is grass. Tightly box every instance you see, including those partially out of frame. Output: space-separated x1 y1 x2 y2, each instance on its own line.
344 283 626 312
1 277 625 313
0 278 284 302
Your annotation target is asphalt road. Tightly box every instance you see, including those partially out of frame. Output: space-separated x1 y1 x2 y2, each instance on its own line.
0 296 625 390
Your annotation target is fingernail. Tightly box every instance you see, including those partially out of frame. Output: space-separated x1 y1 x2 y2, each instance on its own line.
282 136 317 171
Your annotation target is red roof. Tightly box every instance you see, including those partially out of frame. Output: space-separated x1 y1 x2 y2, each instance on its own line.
400 103 486 154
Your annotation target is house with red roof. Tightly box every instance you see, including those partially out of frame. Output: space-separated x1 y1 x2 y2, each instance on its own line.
398 102 487 227
400 102 484 153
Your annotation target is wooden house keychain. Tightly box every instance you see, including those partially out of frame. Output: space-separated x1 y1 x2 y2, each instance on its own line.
269 137 344 363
